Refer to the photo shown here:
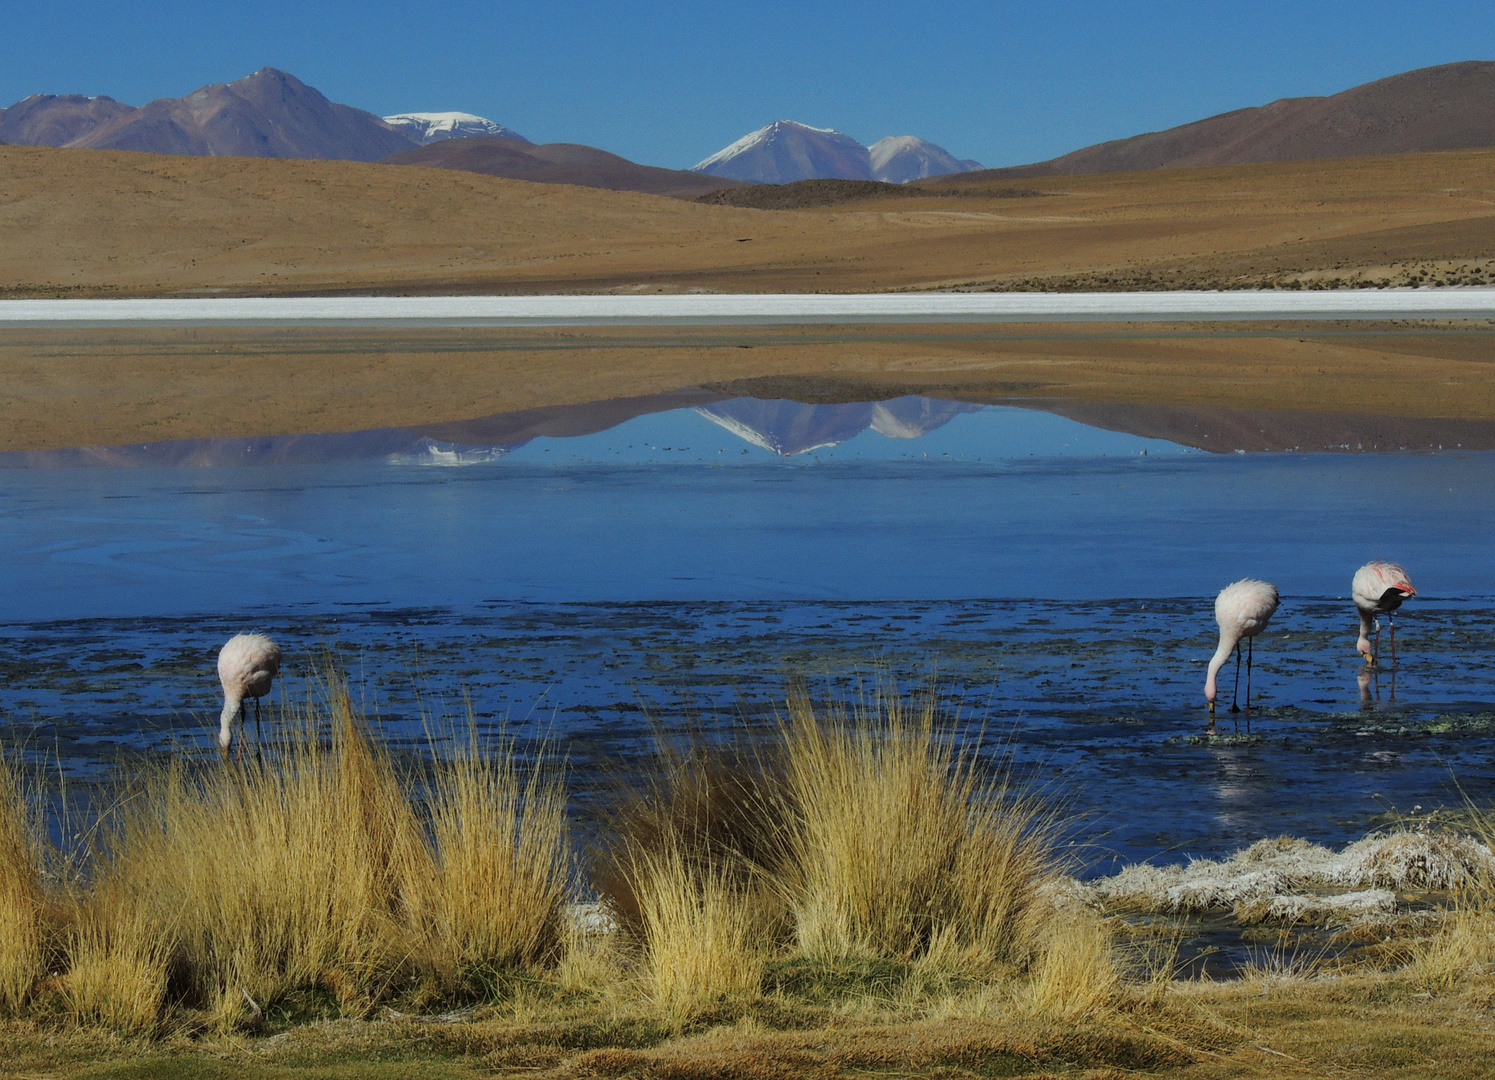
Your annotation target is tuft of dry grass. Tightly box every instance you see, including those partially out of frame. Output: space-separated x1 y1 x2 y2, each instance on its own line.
778 690 1057 973
424 731 570 995
1020 912 1121 1021
631 840 767 1019
62 903 170 1035
64 676 569 1032
86 683 430 1030
0 746 44 1015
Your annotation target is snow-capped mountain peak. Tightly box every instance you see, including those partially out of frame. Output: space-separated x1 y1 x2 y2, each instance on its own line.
868 135 983 183
691 119 872 183
383 111 530 145
692 121 980 185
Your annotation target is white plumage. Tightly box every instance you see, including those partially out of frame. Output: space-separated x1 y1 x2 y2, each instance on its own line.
1205 579 1280 715
217 633 281 750
1352 560 1416 666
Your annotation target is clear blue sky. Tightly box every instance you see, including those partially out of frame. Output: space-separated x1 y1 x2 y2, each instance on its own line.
3 1 1492 169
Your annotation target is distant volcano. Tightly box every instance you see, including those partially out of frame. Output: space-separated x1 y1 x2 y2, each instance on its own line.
693 120 981 184
0 68 418 161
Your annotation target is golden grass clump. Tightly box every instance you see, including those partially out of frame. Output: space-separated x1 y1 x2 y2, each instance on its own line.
0 746 45 1015
61 677 568 1031
62 903 170 1035
425 734 569 993
88 684 431 1029
779 691 1056 972
1020 912 1121 1021
631 840 766 1018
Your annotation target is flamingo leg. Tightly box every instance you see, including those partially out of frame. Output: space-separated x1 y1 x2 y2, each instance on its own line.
254 697 263 763
1373 617 1382 667
234 701 245 762
1245 636 1254 714
1230 643 1242 714
1389 613 1397 669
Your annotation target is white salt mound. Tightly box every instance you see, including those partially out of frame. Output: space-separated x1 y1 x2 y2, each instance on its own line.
1088 831 1494 925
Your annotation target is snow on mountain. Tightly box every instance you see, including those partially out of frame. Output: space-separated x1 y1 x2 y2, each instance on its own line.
868 135 982 183
692 120 872 183
383 111 530 145
693 121 980 185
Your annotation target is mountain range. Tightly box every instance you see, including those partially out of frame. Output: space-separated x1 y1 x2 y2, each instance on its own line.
691 120 982 184
8 59 1495 197
962 60 1495 179
0 68 414 161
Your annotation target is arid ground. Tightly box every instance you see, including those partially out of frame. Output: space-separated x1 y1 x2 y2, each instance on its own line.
7 145 1495 447
7 145 1495 298
3 321 1495 452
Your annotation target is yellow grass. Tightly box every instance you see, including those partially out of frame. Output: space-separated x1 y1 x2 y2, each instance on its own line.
0 747 43 1015
779 691 1056 972
62 902 169 1035
631 841 767 1019
61 676 569 1032
1020 912 1121 1021
425 732 569 994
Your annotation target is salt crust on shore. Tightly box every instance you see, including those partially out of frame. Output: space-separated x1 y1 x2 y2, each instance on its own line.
1083 831 1495 926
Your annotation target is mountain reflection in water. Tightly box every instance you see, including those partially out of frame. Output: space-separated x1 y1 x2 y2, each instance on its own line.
3 394 984 468
693 397 982 456
9 391 1495 468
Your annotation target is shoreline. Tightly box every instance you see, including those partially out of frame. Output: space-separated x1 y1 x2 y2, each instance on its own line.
6 320 1495 452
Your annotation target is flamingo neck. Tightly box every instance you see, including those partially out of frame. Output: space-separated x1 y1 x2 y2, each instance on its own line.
1356 608 1375 656
218 695 242 748
1205 631 1239 702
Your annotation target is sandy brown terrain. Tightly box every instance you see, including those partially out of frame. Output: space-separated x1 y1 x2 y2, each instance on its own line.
7 143 1495 298
9 145 1495 448
6 321 1495 452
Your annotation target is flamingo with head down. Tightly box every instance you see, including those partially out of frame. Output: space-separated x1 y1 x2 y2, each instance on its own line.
1352 561 1415 668
1204 579 1280 719
217 633 281 754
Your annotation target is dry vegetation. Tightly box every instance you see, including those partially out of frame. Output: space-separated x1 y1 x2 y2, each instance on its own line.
8 144 1495 297
4 682 1495 1077
9 144 1495 450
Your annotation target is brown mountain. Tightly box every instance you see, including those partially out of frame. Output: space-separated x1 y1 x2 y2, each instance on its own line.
384 136 745 198
0 94 136 147
63 68 416 161
951 60 1495 180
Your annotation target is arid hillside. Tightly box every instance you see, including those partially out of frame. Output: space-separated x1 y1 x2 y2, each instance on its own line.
7 144 1495 297
966 60 1495 177
383 136 743 198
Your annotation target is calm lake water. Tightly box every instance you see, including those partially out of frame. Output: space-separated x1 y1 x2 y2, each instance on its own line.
2 396 1493 875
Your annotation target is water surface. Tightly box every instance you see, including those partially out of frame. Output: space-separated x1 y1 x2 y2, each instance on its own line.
2 396 1492 878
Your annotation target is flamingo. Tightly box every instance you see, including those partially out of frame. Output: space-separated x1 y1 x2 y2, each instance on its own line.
217 633 281 754
1204 579 1280 718
1353 561 1416 668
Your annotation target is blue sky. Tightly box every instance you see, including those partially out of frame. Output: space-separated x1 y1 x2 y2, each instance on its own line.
3 2 1492 169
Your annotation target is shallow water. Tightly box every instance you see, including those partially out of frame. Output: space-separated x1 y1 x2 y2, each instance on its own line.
2 397 1494 883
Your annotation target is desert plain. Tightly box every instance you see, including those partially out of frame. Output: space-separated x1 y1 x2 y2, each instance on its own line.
6 144 1495 448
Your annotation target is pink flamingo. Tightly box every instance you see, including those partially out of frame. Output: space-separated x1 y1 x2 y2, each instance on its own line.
1353 561 1416 668
217 633 281 753
1204 579 1280 718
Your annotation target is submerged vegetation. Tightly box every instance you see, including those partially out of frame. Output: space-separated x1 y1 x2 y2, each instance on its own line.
3 676 1495 1077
